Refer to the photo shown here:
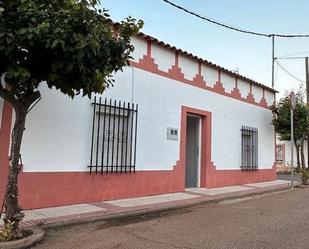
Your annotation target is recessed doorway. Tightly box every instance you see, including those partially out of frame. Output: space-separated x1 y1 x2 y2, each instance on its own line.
185 115 201 188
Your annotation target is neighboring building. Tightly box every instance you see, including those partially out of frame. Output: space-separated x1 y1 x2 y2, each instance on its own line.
0 32 276 209
275 135 308 169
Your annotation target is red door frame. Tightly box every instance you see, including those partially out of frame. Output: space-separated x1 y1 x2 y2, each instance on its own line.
180 106 212 188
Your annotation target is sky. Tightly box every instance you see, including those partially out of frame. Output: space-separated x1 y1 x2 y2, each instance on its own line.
101 0 309 98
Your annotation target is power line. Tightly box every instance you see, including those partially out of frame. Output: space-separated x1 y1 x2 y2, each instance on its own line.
276 61 305 83
277 50 309 58
162 0 309 38
276 56 308 60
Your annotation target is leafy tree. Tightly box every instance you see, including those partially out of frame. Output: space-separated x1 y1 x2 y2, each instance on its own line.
0 0 143 236
272 89 308 170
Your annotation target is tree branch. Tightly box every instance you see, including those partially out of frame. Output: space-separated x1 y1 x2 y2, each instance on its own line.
24 91 41 110
0 81 20 111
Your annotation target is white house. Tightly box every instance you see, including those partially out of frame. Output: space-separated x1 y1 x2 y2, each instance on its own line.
276 135 308 169
0 32 276 209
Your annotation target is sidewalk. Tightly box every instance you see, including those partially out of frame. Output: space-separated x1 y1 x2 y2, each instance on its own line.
0 180 293 229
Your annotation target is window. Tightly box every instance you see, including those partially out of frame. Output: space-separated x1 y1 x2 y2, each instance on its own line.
88 97 138 174
241 126 258 171
275 145 284 164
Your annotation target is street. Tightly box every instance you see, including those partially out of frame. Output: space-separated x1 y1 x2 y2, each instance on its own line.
33 187 309 249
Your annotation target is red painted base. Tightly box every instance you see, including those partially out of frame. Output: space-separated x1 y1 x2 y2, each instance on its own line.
206 163 276 188
18 162 184 209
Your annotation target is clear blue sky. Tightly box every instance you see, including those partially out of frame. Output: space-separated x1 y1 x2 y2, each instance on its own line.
101 0 309 97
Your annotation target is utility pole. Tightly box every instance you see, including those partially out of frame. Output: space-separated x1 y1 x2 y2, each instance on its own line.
271 35 275 89
291 104 294 187
305 57 309 168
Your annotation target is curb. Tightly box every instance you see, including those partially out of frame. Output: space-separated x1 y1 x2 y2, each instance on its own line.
40 184 293 230
0 228 45 249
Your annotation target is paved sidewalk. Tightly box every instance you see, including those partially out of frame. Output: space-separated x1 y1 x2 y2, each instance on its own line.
0 180 292 229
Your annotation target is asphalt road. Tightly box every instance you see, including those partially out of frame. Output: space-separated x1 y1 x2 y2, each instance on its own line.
33 187 309 249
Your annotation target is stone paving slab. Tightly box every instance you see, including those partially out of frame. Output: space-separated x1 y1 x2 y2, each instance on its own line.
0 204 104 225
244 179 290 188
104 192 199 207
187 185 252 195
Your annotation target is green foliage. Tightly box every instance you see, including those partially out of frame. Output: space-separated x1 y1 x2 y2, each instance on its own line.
271 89 308 141
0 0 143 99
301 169 309 185
0 220 15 242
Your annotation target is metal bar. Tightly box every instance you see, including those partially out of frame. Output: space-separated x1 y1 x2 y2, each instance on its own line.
133 104 138 172
116 100 121 173
305 57 309 167
256 128 258 168
95 97 102 174
111 100 117 173
100 98 107 174
241 126 243 168
271 35 275 89
121 101 126 173
129 103 135 169
89 96 97 174
91 103 132 112
125 103 130 171
249 127 253 170
291 109 294 187
244 126 247 168
240 126 244 168
106 99 112 173
253 129 255 169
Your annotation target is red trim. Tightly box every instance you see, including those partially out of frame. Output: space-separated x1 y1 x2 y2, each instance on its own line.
146 40 152 56
129 51 272 109
0 101 13 207
192 62 206 87
180 106 212 187
136 32 276 94
19 165 184 209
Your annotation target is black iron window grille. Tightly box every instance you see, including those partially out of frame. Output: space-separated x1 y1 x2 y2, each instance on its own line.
241 126 258 171
88 97 138 174
275 145 284 163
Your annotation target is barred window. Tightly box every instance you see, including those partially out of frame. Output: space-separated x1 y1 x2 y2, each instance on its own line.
88 97 138 174
241 126 258 171
275 145 284 164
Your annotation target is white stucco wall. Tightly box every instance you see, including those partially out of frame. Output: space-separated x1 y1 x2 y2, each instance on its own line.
252 85 263 103
130 37 147 62
265 90 275 106
201 65 217 87
238 79 250 98
221 73 235 94
21 66 274 172
152 44 174 71
178 55 197 80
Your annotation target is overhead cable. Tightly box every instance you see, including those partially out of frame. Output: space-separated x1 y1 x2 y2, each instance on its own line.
162 0 309 38
276 61 305 83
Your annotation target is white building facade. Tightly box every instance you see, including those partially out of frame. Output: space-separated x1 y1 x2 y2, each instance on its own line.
0 33 276 209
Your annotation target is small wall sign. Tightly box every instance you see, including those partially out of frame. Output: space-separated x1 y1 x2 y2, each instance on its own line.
167 127 179 141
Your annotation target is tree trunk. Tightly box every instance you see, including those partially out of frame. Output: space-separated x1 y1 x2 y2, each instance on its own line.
301 139 306 170
0 82 40 236
295 141 301 171
3 107 27 235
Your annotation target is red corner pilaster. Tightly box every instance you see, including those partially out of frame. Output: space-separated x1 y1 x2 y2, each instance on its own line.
0 101 13 206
